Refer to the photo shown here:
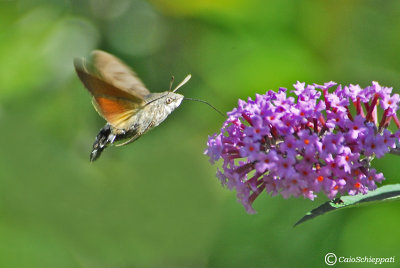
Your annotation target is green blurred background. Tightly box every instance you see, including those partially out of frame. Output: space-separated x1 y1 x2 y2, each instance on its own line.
1 0 400 267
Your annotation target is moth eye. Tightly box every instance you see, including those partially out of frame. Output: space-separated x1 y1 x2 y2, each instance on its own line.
166 97 173 104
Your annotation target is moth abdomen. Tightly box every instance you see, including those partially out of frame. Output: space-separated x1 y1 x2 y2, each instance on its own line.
90 124 139 162
90 124 112 162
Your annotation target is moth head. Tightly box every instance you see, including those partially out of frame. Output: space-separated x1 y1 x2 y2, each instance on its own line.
161 74 190 113
164 92 184 113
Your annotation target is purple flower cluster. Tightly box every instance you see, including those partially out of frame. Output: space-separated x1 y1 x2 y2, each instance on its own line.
206 81 400 213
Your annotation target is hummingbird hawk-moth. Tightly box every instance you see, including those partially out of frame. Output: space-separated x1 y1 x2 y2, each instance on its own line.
74 50 192 161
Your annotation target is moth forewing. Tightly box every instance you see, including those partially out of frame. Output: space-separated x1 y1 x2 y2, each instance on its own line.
74 57 145 130
92 50 150 98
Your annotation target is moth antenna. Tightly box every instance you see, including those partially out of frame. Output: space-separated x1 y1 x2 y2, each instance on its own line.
172 74 192 92
169 75 175 92
184 97 225 117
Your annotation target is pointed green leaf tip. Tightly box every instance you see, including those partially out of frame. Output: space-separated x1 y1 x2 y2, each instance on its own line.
294 184 400 227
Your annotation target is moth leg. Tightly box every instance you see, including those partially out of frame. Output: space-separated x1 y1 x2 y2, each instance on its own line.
115 121 154 147
115 133 141 147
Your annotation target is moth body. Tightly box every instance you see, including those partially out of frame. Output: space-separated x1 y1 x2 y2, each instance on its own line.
74 50 190 161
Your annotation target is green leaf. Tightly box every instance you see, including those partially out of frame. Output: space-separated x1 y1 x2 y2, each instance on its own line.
294 184 400 227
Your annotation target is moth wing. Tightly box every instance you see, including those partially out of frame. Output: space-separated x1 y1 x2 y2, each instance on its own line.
92 50 150 98
74 57 144 130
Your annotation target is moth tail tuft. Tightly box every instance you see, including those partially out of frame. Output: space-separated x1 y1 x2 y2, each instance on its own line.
90 124 112 162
